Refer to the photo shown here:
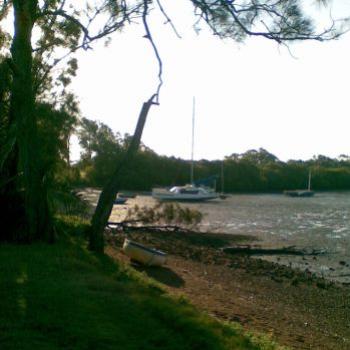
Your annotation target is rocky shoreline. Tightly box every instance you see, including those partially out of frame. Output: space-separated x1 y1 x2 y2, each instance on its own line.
106 228 350 350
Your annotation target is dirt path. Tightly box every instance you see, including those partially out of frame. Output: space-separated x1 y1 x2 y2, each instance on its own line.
106 230 350 349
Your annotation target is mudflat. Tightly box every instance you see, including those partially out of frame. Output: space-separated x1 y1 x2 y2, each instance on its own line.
107 229 350 350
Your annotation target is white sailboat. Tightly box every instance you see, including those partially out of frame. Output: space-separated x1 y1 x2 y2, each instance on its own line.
152 97 218 202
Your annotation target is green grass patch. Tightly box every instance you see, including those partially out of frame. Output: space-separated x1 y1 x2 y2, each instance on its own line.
0 218 283 350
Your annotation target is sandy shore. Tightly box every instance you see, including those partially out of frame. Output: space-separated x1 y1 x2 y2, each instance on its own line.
106 229 350 350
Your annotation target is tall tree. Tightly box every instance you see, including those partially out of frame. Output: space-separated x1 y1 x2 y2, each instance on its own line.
0 0 141 242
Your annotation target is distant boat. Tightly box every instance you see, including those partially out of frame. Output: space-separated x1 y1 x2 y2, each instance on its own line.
118 191 137 199
283 190 314 197
284 171 314 197
152 185 218 202
152 96 218 202
114 195 128 205
122 239 167 266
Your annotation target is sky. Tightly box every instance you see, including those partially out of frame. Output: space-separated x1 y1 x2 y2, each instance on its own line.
70 0 350 162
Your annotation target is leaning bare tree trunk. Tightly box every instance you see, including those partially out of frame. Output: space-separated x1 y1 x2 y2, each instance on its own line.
88 95 156 252
10 0 53 243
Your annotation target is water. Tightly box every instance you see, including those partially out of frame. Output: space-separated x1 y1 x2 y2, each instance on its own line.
193 192 350 284
83 189 350 284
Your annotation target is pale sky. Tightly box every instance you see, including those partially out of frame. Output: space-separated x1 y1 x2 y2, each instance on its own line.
70 0 350 162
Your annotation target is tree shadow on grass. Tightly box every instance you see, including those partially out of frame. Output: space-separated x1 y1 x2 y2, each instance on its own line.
133 264 185 288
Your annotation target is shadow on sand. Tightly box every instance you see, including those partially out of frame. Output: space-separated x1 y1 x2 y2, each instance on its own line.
133 264 185 288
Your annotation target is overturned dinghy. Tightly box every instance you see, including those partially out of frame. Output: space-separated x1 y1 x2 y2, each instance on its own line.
122 239 167 266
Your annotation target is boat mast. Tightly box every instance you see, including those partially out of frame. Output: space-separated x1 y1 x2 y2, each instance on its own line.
308 170 312 191
190 96 195 185
221 160 224 194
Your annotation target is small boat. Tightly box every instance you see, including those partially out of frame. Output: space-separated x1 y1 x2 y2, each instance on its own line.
283 189 314 197
122 239 167 266
114 196 128 205
118 191 137 199
284 170 314 197
152 185 218 202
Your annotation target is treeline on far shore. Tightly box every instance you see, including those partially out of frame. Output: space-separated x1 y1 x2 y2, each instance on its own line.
72 118 350 193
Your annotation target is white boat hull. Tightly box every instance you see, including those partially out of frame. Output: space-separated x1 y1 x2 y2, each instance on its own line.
152 186 218 202
122 239 167 266
152 193 218 201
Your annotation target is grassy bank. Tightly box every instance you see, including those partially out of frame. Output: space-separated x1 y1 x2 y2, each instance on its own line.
0 219 282 350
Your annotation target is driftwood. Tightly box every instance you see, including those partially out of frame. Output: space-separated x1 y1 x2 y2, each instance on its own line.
223 244 327 256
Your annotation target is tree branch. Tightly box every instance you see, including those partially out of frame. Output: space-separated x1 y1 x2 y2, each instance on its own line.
155 0 182 39
142 0 163 104
190 0 345 43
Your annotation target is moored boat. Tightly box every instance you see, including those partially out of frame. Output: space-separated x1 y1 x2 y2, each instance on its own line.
114 196 128 205
152 97 218 202
284 170 314 197
118 191 137 199
283 190 314 197
152 185 218 202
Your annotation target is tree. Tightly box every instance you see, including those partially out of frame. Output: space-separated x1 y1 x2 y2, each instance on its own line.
88 95 157 252
77 117 124 185
0 0 141 242
239 148 279 165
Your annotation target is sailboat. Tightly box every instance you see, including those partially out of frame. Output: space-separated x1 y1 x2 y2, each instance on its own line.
152 97 218 202
284 170 314 197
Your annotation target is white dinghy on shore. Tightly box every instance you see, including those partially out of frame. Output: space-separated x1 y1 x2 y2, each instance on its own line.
122 239 167 267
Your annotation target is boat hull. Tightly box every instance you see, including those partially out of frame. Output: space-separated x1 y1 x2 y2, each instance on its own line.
114 197 127 204
152 186 218 202
152 193 218 202
122 239 167 266
284 190 314 197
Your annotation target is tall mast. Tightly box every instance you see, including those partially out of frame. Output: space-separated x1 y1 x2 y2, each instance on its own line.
221 160 224 194
190 96 195 184
308 170 312 191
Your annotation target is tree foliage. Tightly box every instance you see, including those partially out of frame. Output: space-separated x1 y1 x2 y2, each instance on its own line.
126 202 203 228
75 129 350 193
190 0 340 42
0 0 141 243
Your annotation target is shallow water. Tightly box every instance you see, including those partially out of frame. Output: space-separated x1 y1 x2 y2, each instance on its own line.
193 192 350 284
83 189 350 284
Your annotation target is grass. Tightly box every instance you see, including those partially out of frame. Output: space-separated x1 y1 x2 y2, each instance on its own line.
0 217 283 350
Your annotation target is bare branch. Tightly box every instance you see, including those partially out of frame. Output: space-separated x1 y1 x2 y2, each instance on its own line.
142 0 163 104
155 0 182 38
38 2 144 52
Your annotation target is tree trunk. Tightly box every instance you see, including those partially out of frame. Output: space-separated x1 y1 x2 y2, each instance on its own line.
10 0 53 243
88 95 156 252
